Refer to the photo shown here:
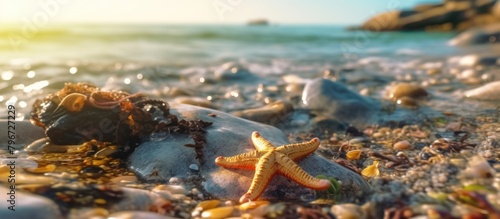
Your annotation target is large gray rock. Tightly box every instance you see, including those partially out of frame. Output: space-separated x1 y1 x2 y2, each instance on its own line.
0 186 63 219
301 78 380 128
129 103 370 202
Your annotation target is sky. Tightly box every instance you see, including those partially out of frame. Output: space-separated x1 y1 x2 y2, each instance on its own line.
0 0 440 25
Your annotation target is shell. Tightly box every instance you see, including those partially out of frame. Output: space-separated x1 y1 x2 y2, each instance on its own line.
361 161 380 178
58 93 88 112
346 150 362 160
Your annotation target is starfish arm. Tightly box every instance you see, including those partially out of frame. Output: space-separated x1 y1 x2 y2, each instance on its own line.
275 153 331 190
240 151 278 203
251 131 275 151
215 151 263 169
277 138 320 161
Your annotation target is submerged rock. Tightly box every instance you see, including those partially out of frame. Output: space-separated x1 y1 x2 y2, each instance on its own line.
301 78 379 128
129 103 370 202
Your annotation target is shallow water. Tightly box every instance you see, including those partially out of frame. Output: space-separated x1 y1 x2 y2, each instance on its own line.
0 24 498 125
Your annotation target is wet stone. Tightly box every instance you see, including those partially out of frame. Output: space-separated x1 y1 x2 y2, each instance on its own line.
231 100 293 125
301 78 380 128
214 62 257 81
107 211 177 219
464 81 500 100
129 103 370 202
0 185 63 219
388 83 429 100
79 166 105 178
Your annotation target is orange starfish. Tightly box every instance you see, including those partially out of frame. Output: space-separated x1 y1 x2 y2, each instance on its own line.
215 131 331 203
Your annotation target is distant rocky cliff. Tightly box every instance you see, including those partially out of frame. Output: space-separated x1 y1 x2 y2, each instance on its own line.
357 0 500 31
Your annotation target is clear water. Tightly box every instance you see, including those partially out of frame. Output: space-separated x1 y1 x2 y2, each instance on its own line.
0 24 497 121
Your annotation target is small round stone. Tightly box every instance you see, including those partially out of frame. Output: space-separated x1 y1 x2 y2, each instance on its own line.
79 166 105 178
393 140 411 150
189 164 199 171
389 83 428 100
196 200 220 211
201 206 235 219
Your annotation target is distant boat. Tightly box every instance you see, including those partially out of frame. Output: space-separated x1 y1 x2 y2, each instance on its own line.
247 19 269 26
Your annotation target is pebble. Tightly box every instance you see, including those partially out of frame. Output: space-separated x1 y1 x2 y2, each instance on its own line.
110 188 165 212
238 200 270 210
26 164 56 173
0 185 63 219
0 166 54 184
396 96 419 108
168 177 181 184
173 97 216 109
388 83 428 100
67 207 109 219
460 155 495 179
427 68 441 75
201 206 235 219
231 101 293 125
393 140 411 150
247 204 268 218
464 81 500 100
189 164 199 171
107 211 177 219
152 185 187 195
330 203 367 219
213 62 256 81
449 158 467 168
79 165 105 178
196 200 221 211
110 175 138 184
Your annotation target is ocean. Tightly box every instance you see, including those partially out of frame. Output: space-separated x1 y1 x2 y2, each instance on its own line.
0 24 496 121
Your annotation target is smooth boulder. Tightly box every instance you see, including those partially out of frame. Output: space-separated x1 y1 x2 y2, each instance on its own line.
128 103 370 202
301 78 379 128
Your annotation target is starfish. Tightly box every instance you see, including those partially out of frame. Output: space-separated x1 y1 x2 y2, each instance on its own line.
215 131 331 203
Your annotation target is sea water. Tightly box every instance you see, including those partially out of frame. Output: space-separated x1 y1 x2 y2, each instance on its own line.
0 24 496 122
